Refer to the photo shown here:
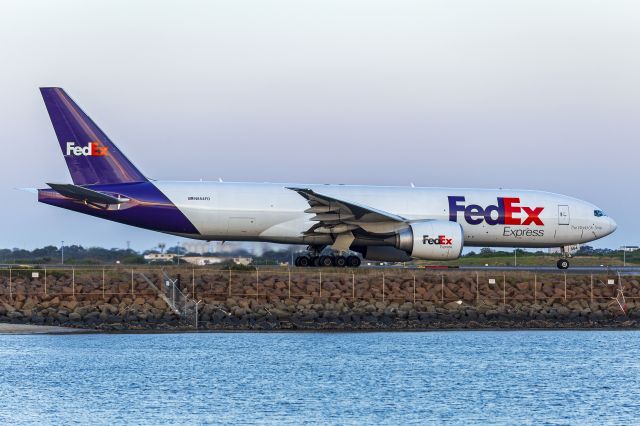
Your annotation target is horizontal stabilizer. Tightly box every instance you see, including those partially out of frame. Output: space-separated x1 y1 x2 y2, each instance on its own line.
47 183 129 205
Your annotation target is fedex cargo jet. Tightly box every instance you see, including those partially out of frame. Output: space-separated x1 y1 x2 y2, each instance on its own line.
35 88 616 269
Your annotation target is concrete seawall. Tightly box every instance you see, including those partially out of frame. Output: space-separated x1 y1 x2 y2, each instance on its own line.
0 268 638 330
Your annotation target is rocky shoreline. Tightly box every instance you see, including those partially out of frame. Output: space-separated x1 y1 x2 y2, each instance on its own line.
0 269 638 331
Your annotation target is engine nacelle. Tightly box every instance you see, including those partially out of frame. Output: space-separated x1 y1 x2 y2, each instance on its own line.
357 246 413 262
396 220 463 260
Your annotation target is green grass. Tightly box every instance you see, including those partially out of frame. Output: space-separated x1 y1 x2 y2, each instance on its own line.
414 253 638 267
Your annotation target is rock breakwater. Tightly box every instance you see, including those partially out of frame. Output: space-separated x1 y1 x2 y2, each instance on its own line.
0 268 638 330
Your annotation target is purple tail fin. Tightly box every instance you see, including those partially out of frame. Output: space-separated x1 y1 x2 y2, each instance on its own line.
40 87 147 185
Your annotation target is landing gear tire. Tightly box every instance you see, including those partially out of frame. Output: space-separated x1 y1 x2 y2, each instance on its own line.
334 256 347 267
346 255 361 268
557 259 570 270
319 255 335 267
297 256 310 267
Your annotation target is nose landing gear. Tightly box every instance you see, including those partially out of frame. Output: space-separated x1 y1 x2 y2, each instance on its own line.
557 258 570 270
556 246 571 269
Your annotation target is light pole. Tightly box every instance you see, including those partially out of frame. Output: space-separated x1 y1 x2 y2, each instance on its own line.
61 240 64 264
623 246 626 267
514 248 517 267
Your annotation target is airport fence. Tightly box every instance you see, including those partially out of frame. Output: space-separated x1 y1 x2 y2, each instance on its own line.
0 267 637 310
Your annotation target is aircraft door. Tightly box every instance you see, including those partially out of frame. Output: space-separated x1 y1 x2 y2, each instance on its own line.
558 205 570 225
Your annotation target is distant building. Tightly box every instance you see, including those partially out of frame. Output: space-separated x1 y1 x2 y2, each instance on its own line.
621 246 640 252
182 256 226 266
181 256 253 266
233 256 253 266
548 245 581 255
144 253 178 262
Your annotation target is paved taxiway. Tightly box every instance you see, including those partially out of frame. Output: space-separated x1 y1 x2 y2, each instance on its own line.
3 264 639 275
360 265 640 275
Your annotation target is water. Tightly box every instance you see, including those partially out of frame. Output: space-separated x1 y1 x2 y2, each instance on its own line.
0 331 638 425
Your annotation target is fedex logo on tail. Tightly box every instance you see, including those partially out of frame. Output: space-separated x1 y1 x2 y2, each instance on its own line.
66 141 109 157
448 196 544 226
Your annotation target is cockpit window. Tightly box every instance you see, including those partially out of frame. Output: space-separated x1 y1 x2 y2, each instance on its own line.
594 210 606 217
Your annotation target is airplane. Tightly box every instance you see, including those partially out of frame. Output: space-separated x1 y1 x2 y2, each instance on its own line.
34 87 616 269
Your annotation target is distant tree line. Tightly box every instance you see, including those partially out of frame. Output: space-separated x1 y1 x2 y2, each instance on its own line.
0 245 144 265
1 244 635 265
464 248 545 257
463 245 639 263
0 244 299 265
576 245 640 262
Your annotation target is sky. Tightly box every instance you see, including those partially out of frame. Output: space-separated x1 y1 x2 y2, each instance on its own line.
0 0 638 252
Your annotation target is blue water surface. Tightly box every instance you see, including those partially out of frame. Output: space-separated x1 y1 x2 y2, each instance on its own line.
0 330 638 425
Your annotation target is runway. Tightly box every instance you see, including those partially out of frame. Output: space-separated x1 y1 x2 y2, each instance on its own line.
2 263 639 275
459 265 640 275
363 265 640 275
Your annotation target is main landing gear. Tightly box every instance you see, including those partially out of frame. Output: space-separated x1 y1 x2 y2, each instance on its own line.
294 247 361 268
295 254 361 268
557 258 570 270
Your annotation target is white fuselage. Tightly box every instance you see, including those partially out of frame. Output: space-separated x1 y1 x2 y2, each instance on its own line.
154 181 616 248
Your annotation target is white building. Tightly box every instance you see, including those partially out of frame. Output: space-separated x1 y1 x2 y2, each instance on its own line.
144 253 178 262
233 256 253 266
181 256 226 266
181 256 253 266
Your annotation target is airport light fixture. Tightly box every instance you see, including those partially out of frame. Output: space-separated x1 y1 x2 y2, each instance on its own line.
61 240 64 265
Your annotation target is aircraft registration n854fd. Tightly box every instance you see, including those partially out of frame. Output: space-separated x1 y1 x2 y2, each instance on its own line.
34 88 616 269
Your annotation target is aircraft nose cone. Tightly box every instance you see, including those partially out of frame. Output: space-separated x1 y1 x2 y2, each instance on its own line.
601 216 617 236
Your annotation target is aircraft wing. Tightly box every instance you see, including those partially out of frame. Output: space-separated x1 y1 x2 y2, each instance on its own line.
287 187 407 242
46 183 129 205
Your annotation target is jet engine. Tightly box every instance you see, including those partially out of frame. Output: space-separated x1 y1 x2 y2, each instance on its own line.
356 246 413 262
394 220 464 260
